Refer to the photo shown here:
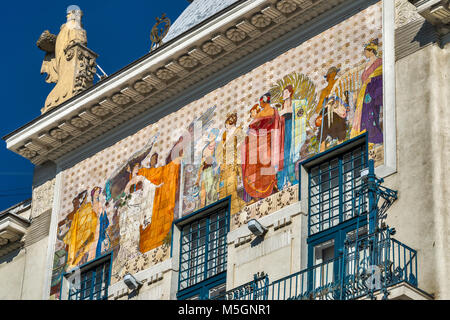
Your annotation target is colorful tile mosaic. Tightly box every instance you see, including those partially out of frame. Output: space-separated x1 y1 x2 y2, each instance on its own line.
50 2 384 298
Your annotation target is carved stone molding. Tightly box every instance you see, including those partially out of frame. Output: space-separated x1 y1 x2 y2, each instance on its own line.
91 105 110 117
156 68 174 80
276 0 298 14
111 93 132 105
49 128 69 140
178 55 199 68
18 147 37 159
133 80 153 94
251 13 272 28
73 45 97 96
31 179 55 218
202 41 223 55
226 27 247 42
395 0 423 28
70 116 90 129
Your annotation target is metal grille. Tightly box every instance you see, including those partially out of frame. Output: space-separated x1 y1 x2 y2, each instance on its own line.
68 258 111 300
309 145 367 235
179 207 229 291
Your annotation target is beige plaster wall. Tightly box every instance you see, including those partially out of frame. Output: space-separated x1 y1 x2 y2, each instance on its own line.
382 42 449 299
20 236 50 299
0 250 26 300
226 205 307 290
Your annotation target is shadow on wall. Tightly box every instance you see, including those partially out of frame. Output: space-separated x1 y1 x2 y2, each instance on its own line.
0 247 22 265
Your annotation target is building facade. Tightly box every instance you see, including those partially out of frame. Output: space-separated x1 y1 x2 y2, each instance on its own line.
1 0 449 300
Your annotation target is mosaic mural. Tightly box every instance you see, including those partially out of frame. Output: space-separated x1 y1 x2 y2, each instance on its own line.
50 3 384 298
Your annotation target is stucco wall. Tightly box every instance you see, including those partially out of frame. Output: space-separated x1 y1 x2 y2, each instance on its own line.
0 237 50 300
226 203 307 290
383 42 449 299
0 250 26 300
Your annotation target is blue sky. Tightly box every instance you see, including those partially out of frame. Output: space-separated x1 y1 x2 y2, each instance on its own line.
0 1 189 211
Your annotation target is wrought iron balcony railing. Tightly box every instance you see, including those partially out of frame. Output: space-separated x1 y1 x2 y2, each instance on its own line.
215 230 418 300
212 160 421 301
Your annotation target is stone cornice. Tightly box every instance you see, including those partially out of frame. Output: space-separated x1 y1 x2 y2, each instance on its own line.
0 211 31 257
5 0 348 165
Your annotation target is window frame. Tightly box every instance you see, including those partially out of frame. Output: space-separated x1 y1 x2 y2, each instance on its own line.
60 252 113 301
300 135 369 266
307 144 368 237
175 197 231 300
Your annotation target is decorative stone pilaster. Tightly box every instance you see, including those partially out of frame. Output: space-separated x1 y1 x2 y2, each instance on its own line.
31 179 55 219
395 0 423 29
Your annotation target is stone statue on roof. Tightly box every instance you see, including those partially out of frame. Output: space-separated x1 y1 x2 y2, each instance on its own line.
37 5 98 114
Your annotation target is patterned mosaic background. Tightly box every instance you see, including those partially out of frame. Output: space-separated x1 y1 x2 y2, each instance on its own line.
50 2 384 297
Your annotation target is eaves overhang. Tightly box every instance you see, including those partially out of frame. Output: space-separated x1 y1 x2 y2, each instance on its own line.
4 0 347 166
408 0 450 27
0 200 31 257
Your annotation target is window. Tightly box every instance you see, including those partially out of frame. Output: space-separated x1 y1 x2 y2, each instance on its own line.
308 144 368 236
305 141 369 295
65 254 112 300
177 200 230 300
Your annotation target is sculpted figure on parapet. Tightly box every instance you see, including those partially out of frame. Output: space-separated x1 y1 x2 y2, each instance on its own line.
37 5 97 114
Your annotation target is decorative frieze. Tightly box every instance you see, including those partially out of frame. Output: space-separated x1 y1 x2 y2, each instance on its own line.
178 55 199 68
58 121 81 136
395 0 423 28
156 68 175 81
226 27 247 42
142 73 167 90
120 87 145 102
18 147 37 159
133 80 153 94
292 0 314 9
165 61 189 78
99 99 122 113
37 133 61 147
49 128 69 140
276 0 298 14
232 184 299 230
261 6 284 24
212 34 237 51
70 116 90 129
251 13 272 28
78 110 102 125
201 41 223 56
111 93 132 105
24 140 48 155
90 104 111 117
236 19 262 38
187 48 213 65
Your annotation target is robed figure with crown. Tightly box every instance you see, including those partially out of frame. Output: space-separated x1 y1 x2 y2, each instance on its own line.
351 39 384 145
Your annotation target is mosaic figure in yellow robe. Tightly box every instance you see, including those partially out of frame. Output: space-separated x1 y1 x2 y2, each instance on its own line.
217 113 246 214
63 190 98 269
138 158 181 253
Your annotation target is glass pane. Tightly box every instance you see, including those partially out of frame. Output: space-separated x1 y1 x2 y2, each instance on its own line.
179 207 229 291
309 145 367 235
209 283 227 299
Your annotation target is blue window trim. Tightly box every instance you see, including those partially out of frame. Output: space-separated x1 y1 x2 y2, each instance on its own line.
299 133 368 169
304 134 369 269
298 133 368 202
177 271 227 300
173 196 231 227
59 251 113 300
174 197 231 300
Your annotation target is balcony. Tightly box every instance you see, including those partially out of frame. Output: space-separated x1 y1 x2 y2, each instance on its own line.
214 230 431 300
